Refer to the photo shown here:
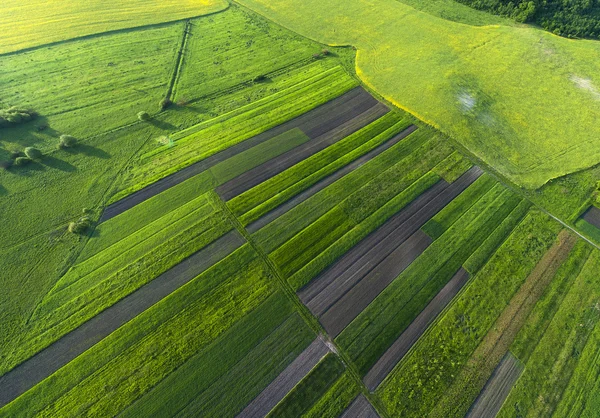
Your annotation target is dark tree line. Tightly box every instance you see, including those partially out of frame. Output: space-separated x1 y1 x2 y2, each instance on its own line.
456 0 600 39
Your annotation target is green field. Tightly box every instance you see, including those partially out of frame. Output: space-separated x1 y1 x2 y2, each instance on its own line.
3 1 600 417
236 0 600 189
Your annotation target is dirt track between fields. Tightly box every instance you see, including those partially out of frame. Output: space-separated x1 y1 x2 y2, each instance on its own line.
246 125 417 233
298 166 482 337
363 268 471 390
340 394 380 418
0 230 244 408
216 91 387 201
237 337 330 418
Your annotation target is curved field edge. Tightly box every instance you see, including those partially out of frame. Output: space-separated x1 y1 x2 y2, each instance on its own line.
0 0 228 55
234 0 600 189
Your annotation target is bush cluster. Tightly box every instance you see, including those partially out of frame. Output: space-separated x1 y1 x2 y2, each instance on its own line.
68 216 92 234
0 107 37 128
137 111 151 121
58 135 77 149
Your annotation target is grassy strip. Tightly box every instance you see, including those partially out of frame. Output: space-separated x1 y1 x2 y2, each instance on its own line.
90 170 215 255
120 294 308 417
422 174 495 240
210 128 310 184
301 373 360 418
497 250 600 418
267 354 346 418
2 245 273 417
463 198 532 274
229 112 411 224
254 128 448 254
4 208 232 375
338 185 522 375
510 239 593 364
431 151 473 183
377 210 561 417
429 230 578 418
130 66 357 188
575 218 600 244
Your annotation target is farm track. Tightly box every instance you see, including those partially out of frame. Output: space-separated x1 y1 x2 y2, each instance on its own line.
237 337 330 418
0 230 244 408
582 206 600 229
299 167 482 337
216 90 386 200
340 394 380 418
246 124 417 233
364 268 471 390
465 353 523 418
100 87 379 221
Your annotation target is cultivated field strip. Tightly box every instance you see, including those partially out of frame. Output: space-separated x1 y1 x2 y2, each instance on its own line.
246 124 418 233
582 205 600 229
238 337 330 418
318 230 432 337
0 230 244 408
363 268 470 390
298 167 482 336
466 353 523 418
339 394 380 418
102 86 376 221
216 92 386 200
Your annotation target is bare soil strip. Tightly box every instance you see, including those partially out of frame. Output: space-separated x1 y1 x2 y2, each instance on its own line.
319 230 433 337
363 268 471 390
430 229 578 418
246 125 418 233
237 337 330 418
0 230 245 408
101 87 381 221
216 96 387 201
298 167 482 336
465 353 523 418
339 394 380 418
582 206 600 229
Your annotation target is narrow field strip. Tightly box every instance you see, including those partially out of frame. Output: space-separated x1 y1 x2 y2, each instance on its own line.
246 125 417 233
216 89 384 201
339 395 380 418
466 353 523 418
102 84 365 221
0 231 244 408
364 268 471 391
238 337 330 418
318 230 432 337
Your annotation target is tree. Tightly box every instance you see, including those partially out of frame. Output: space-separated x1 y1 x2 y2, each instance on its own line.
137 111 151 121
24 147 42 160
58 135 77 149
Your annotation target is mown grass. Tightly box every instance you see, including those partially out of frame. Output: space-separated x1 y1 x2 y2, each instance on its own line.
0 0 227 54
237 0 600 188
1 245 288 416
497 248 600 418
338 184 524 375
120 294 313 417
267 354 346 418
229 112 413 225
377 210 561 417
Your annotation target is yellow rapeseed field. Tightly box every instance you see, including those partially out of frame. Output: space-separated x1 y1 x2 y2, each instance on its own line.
0 0 227 54
237 0 600 188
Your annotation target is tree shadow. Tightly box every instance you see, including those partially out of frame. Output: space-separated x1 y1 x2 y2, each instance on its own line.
41 155 77 172
62 144 111 159
9 161 46 176
149 119 177 131
0 183 7 196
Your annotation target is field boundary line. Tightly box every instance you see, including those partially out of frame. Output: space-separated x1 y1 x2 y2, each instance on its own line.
210 190 391 418
166 20 192 102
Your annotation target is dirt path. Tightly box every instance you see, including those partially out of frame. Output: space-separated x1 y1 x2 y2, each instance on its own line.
363 268 471 390
0 230 244 408
246 124 417 233
237 337 330 418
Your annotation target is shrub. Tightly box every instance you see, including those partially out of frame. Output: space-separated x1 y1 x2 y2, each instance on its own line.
252 74 267 83
9 151 22 159
0 107 37 128
24 147 42 160
14 156 31 166
68 216 92 234
176 97 190 106
137 111 151 121
159 98 172 111
322 49 330 56
58 135 77 149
